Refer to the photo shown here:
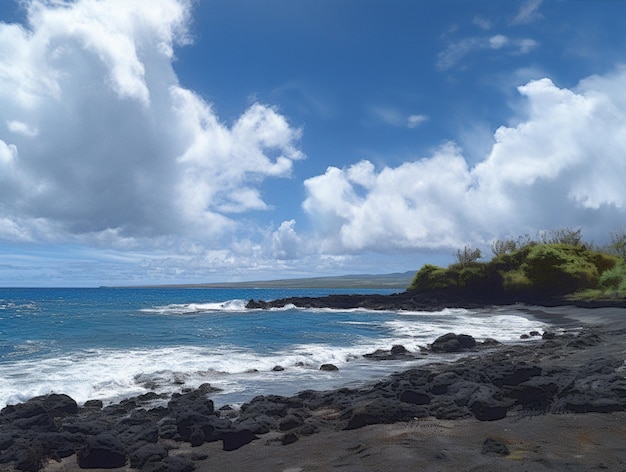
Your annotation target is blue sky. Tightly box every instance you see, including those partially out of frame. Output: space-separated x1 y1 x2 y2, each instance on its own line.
1 0 625 286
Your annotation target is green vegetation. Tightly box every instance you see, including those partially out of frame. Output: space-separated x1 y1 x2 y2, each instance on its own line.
408 229 626 300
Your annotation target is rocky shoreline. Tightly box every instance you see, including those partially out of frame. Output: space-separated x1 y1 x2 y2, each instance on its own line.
245 289 626 311
2 302 626 471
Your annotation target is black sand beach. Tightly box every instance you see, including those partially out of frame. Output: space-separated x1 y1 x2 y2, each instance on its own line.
2 301 626 472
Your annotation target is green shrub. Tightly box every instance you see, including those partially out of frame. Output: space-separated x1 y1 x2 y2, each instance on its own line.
408 230 625 299
598 262 626 293
409 264 457 291
501 269 532 292
522 244 599 294
491 244 534 272
599 267 623 290
608 229 626 261
588 252 620 273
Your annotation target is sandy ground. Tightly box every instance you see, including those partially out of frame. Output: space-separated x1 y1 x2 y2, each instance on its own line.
35 305 626 472
42 413 626 472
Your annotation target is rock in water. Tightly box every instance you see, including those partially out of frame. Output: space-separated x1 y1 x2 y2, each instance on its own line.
430 333 476 353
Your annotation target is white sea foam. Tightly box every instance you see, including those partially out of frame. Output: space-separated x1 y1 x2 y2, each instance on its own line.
0 339 402 408
383 309 547 343
140 299 248 315
0 307 549 409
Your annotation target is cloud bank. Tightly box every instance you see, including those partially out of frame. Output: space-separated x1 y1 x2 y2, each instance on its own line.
0 0 303 247
303 67 626 253
1 0 625 282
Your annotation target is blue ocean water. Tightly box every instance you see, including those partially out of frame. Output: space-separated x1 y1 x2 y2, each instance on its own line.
0 287 547 409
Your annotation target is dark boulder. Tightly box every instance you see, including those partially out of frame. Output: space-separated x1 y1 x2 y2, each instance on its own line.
128 443 168 469
143 456 195 472
430 398 471 420
13 441 45 472
398 390 431 405
343 398 427 430
38 394 78 417
481 438 510 456
167 385 216 417
279 414 304 431
468 392 512 421
233 415 277 435
239 395 289 418
115 417 159 446
38 432 76 459
82 400 103 410
428 372 460 395
174 411 216 446
281 433 299 445
430 333 476 353
504 384 550 410
221 430 258 451
320 364 339 371
446 381 484 407
490 363 542 387
61 419 109 436
364 345 414 361
77 432 127 469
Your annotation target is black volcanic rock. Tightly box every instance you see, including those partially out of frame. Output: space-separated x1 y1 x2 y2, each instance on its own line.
221 430 258 451
364 344 416 360
77 432 127 469
247 289 626 312
482 438 510 456
430 333 476 353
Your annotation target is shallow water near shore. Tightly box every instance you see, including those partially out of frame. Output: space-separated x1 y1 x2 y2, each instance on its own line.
0 287 548 409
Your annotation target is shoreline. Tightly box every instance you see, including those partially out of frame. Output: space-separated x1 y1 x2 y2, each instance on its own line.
246 289 626 312
2 302 626 471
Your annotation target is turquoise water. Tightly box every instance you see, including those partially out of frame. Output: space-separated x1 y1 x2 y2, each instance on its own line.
0 287 547 408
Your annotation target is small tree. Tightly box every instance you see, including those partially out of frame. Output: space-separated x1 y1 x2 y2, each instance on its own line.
539 228 584 246
491 234 534 257
609 229 626 261
491 239 517 257
455 245 482 265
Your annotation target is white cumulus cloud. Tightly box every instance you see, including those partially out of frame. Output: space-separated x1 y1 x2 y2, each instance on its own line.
271 220 301 260
0 0 303 247
303 67 626 253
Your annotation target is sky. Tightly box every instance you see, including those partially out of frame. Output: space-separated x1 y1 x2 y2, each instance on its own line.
0 0 625 287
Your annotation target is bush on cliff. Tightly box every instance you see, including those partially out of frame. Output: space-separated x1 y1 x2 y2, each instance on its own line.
410 262 502 295
597 261 626 296
408 235 622 300
521 244 602 295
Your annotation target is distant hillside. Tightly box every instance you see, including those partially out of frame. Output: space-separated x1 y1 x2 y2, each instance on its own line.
136 271 416 290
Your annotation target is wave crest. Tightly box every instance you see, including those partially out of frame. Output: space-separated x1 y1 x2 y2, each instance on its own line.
141 299 247 315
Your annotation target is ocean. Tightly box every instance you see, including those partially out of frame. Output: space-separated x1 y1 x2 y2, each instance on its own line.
0 287 548 410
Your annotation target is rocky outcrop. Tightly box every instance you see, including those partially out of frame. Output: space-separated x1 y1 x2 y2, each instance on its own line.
246 290 626 312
